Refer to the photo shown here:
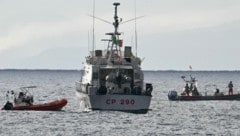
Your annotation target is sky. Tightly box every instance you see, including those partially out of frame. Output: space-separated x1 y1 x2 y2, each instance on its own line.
0 0 240 70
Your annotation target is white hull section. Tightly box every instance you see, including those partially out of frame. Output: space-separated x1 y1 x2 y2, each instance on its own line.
76 92 151 113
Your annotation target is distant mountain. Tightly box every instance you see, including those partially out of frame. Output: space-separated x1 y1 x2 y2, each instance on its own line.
0 47 88 70
24 47 89 69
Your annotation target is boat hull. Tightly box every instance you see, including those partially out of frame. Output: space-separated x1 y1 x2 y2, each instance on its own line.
76 92 151 113
2 99 68 111
169 94 240 101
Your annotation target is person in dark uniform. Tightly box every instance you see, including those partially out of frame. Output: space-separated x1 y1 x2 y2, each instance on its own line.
185 83 190 96
228 81 233 95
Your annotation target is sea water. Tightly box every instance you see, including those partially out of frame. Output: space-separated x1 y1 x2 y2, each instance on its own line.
0 70 240 135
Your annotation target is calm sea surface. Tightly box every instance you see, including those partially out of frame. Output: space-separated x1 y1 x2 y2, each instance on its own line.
1 70 240 135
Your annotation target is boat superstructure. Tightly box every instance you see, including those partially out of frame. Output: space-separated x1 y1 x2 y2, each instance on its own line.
76 2 153 113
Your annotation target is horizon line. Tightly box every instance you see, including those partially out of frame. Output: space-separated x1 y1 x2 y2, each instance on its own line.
1 68 240 72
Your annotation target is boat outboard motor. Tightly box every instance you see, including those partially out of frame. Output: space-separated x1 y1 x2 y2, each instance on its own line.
3 101 13 110
168 90 178 100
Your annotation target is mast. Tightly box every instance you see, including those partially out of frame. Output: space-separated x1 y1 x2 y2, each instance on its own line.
113 2 120 35
134 0 138 57
92 0 95 60
107 2 121 64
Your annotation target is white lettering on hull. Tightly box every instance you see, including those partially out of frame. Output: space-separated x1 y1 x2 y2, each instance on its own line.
106 99 135 105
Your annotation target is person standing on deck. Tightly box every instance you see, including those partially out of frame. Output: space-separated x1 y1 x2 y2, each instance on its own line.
185 83 190 96
228 81 233 95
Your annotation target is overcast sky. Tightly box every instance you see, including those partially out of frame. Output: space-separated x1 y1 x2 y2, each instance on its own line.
0 0 240 70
